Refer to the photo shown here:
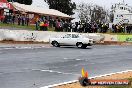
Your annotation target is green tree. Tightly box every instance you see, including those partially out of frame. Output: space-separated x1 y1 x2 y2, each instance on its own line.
44 0 76 15
7 0 32 5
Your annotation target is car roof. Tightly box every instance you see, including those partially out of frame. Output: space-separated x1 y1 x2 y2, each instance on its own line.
67 33 82 35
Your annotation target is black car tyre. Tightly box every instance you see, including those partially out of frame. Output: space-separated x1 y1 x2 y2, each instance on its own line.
52 41 60 47
76 42 83 48
82 45 87 49
77 43 87 49
87 43 92 46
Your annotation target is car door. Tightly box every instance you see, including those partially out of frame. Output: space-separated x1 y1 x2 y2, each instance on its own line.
60 34 72 45
68 34 79 45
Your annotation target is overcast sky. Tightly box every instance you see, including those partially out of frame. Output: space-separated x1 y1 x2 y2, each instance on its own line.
72 0 132 9
32 0 132 10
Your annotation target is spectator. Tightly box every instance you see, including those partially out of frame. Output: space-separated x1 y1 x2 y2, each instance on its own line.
39 21 44 31
21 15 25 26
63 20 69 32
18 15 21 25
55 19 61 31
26 15 29 26
43 21 49 31
11 14 15 24
35 17 39 30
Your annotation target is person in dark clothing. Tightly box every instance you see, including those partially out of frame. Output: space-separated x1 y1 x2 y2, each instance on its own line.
12 15 15 24
112 24 115 33
98 23 102 33
102 24 108 33
26 15 29 26
54 20 58 31
130 26 132 33
126 26 129 33
126 26 131 34
35 17 40 30
84 23 91 33
8 15 12 23
88 23 92 33
63 21 69 32
74 22 79 32
21 15 25 26
55 19 62 31
18 15 21 25
3 15 8 23
49 17 54 28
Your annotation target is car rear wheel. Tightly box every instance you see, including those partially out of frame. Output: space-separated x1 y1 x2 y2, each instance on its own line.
52 41 60 47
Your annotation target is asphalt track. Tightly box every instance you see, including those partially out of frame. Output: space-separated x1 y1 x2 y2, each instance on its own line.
0 44 132 88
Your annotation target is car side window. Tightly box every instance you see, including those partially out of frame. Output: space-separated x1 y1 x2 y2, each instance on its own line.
72 34 79 38
63 34 71 38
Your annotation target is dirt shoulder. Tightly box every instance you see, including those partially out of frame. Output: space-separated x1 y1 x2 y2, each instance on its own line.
98 41 132 45
0 40 132 45
0 40 49 44
55 71 132 88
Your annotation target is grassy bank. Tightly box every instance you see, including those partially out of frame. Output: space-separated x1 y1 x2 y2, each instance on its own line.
0 23 54 31
0 23 35 30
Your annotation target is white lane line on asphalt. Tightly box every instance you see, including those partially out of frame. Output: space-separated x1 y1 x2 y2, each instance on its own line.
75 59 82 61
41 70 80 76
40 70 132 88
63 58 69 60
63 58 83 61
31 69 80 76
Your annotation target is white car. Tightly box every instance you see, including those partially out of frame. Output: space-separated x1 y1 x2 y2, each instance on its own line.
49 33 95 49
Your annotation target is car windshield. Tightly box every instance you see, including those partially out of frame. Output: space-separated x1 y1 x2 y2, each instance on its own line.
63 34 71 38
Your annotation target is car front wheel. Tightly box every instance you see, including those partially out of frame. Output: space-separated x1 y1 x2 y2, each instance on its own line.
82 45 87 49
77 42 83 48
77 43 87 49
52 41 60 47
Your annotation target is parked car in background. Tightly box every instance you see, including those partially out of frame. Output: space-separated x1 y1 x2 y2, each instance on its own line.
49 33 95 49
